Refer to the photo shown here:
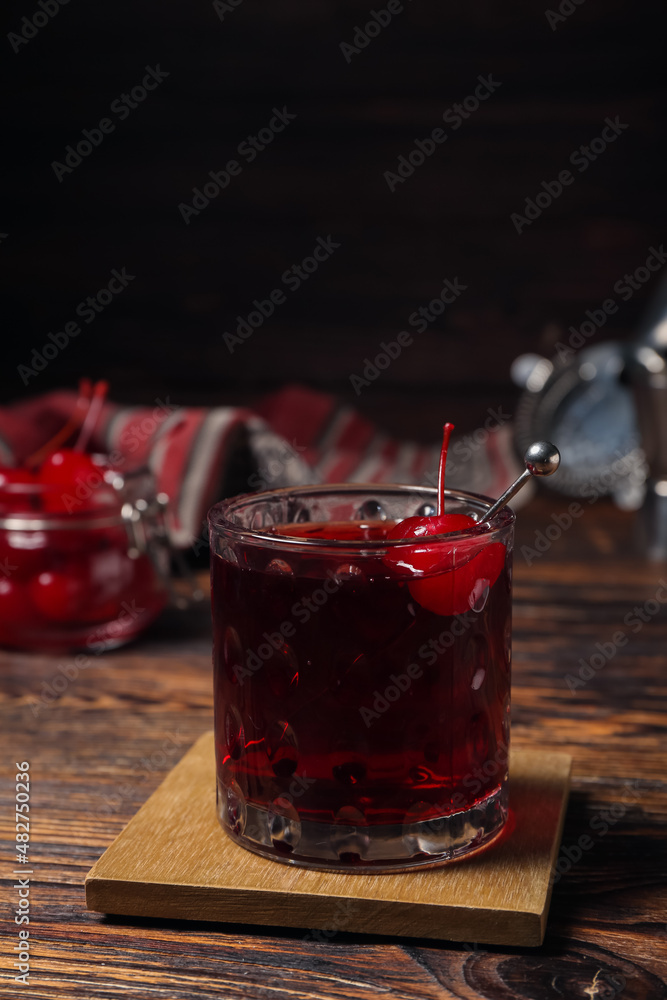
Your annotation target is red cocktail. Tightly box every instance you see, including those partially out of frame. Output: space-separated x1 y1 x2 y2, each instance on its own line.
208 484 513 870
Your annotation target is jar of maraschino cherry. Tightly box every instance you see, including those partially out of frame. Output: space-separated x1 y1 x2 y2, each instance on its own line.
0 381 170 652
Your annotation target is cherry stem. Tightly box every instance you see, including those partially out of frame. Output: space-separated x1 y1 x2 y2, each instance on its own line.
74 379 109 453
437 423 455 516
24 378 93 468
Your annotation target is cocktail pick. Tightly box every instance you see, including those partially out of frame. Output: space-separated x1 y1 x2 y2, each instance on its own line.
483 441 560 521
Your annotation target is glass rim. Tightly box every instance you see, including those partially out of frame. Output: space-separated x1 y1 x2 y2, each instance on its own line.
0 463 162 530
0 511 130 531
207 482 515 549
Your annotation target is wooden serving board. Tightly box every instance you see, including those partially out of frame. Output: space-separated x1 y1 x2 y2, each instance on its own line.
85 732 571 947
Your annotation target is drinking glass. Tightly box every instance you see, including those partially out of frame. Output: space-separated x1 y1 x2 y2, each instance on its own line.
208 484 514 871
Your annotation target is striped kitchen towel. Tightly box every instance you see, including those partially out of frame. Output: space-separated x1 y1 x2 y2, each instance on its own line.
0 384 524 548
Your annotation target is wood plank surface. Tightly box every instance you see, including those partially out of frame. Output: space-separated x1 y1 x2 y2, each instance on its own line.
1 495 667 997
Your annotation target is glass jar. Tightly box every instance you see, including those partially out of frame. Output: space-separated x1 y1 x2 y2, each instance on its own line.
0 464 171 652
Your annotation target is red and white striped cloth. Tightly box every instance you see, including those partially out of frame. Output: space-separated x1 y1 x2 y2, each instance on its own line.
0 385 524 548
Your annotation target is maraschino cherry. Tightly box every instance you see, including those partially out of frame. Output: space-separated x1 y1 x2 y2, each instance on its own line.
39 451 113 513
29 568 91 622
38 381 114 513
0 577 32 627
384 423 506 616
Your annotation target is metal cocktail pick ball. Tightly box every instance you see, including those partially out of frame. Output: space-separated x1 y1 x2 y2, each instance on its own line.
484 441 560 521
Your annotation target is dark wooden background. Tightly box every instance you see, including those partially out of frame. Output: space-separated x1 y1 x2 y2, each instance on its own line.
2 0 666 437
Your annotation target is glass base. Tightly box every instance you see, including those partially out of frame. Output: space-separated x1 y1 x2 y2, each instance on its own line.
217 778 508 872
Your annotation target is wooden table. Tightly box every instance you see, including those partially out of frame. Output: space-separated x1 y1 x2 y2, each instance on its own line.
1 496 666 999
